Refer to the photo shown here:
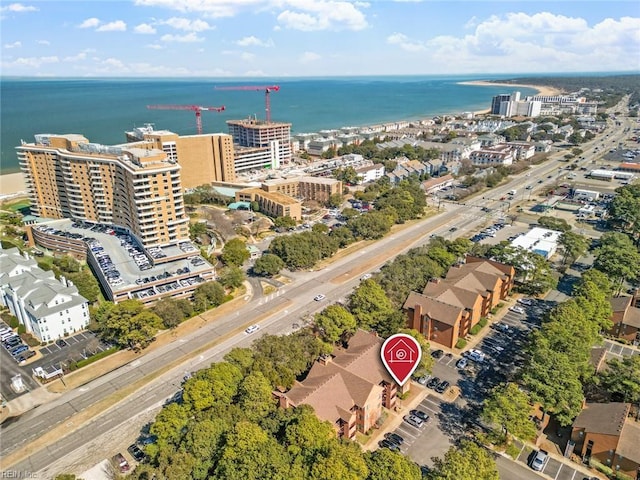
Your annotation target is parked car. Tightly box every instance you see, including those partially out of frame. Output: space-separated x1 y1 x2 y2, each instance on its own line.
314 294 326 301
384 432 404 445
435 380 450 394
378 439 400 451
455 358 468 369
494 322 510 333
360 273 372 281
431 349 444 359
112 453 130 473
417 374 431 386
16 350 36 363
518 298 534 306
509 305 526 314
410 410 430 422
464 349 486 363
529 449 549 471
56 338 68 348
403 415 424 428
128 443 146 463
426 377 441 389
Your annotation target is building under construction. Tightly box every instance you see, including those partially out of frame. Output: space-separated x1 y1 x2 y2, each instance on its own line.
227 117 293 173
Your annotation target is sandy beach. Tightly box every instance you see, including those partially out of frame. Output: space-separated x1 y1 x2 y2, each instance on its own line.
460 80 563 97
0 172 27 198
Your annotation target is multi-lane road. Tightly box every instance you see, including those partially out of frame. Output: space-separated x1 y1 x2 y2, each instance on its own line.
1 106 631 477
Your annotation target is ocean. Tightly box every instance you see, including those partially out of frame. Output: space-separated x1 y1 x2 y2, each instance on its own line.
0 75 540 174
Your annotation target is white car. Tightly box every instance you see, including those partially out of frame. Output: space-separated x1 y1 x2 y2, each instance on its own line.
518 298 534 306
510 305 526 314
314 294 326 301
245 324 260 334
361 273 372 281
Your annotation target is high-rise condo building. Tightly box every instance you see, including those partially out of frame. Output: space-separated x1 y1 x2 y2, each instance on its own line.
18 134 189 248
125 125 236 189
226 118 292 172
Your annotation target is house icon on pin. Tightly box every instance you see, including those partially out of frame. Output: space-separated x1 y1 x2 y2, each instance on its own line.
387 338 417 363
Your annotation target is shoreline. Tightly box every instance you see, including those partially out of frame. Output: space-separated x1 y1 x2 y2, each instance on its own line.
0 172 27 199
0 81 561 197
458 80 564 97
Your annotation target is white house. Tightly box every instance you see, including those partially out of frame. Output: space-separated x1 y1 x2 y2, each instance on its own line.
355 163 385 183
510 227 562 259
0 247 89 342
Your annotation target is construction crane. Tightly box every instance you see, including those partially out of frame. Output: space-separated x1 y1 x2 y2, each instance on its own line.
214 85 280 122
146 104 225 135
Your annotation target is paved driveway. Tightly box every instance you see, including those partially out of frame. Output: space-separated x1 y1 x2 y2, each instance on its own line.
514 441 590 480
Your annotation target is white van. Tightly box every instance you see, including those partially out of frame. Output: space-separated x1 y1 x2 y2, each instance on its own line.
465 349 486 363
1 331 16 341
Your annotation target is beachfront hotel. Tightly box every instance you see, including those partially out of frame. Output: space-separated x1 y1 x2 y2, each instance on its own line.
17 134 190 248
125 125 236 190
227 117 293 172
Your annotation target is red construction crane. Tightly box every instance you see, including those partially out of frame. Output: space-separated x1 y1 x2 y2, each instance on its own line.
146 104 225 135
214 85 280 122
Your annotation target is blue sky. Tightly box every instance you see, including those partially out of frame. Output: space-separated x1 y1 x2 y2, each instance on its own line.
1 0 639 77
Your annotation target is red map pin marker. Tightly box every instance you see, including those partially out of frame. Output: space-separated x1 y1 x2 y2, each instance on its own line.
381 333 422 386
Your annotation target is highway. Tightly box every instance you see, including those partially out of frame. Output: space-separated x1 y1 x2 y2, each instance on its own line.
1 105 631 476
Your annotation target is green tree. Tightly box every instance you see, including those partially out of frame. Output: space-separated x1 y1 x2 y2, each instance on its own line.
53 255 81 273
349 279 400 335
537 216 571 232
218 266 245 289
223 347 255 374
482 383 537 443
329 225 355 248
273 215 297 229
520 335 585 426
594 232 640 293
312 222 330 234
253 254 285 277
575 268 613 297
559 231 589 265
608 182 640 241
183 362 243 411
237 371 277 422
193 281 225 311
66 270 100 303
572 279 613 332
598 355 640 404
314 304 357 343
333 166 359 185
327 193 344 208
189 222 208 242
152 298 186 329
431 440 499 480
347 210 394 240
221 238 250 267
213 421 291 480
365 448 421 480
150 402 190 445
94 299 161 350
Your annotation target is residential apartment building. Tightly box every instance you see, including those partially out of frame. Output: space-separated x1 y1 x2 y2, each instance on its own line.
571 403 640 479
227 118 292 171
125 125 236 189
18 134 190 248
0 247 89 342
607 296 640 344
235 188 302 220
262 176 342 204
356 163 385 184
279 330 402 440
421 174 454 195
403 257 515 348
469 144 515 166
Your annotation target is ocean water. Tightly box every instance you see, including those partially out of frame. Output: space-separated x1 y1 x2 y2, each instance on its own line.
0 75 541 174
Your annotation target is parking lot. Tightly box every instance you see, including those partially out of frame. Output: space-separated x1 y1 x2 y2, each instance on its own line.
511 440 589 480
0 329 111 401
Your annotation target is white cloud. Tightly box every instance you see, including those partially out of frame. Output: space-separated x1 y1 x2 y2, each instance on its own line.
4 41 22 49
97 20 127 32
424 12 640 73
300 51 320 63
386 32 425 52
162 17 212 31
9 55 59 68
64 52 88 62
78 17 101 29
133 0 261 18
37 40 50 45
0 3 38 13
160 32 203 42
145 44 164 49
236 35 273 47
240 51 255 61
276 0 368 31
134 23 157 34
243 69 267 77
